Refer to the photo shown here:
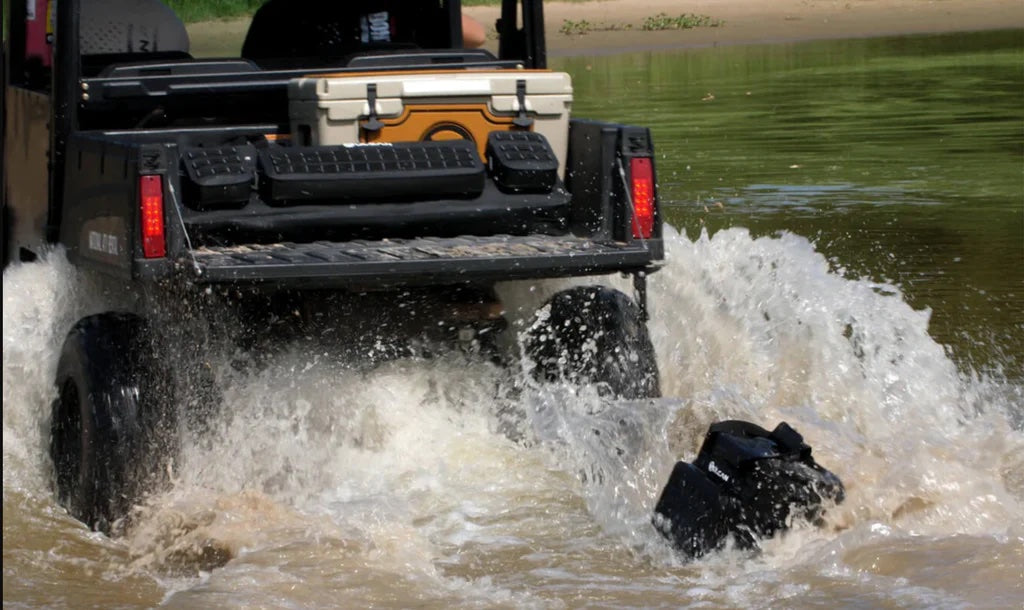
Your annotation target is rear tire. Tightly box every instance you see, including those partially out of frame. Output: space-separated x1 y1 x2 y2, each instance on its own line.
525 286 660 399
50 313 176 533
1 203 9 269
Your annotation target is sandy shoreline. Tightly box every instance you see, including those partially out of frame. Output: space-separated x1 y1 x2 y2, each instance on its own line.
479 0 1024 56
187 0 1024 58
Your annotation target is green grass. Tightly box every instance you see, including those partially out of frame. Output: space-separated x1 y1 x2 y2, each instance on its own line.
559 19 633 36
164 0 265 23
641 13 723 31
559 14 722 36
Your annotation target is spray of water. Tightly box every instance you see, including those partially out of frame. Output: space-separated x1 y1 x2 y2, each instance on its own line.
3 228 1022 606
2 248 128 492
646 228 1022 539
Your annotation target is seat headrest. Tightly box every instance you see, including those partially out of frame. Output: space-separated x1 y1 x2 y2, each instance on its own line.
81 0 190 55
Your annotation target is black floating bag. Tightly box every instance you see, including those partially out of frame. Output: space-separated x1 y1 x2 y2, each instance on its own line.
653 421 844 560
652 461 729 559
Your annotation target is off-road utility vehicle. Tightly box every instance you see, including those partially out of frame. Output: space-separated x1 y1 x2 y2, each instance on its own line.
3 0 665 532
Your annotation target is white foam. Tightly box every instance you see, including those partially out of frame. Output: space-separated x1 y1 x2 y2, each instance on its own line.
3 228 1021 606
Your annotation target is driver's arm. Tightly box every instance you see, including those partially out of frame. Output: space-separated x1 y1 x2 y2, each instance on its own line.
462 14 486 48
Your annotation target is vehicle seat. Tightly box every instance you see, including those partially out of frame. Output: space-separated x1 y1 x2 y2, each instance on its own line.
80 0 190 55
241 1 452 65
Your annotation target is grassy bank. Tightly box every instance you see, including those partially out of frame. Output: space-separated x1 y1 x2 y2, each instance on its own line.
165 0 262 23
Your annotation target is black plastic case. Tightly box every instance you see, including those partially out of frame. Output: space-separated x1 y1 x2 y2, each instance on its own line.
485 131 558 193
258 141 485 204
181 145 257 209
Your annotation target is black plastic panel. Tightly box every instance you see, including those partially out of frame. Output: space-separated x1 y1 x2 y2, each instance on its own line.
259 141 485 204
188 234 662 287
181 145 257 208
486 131 558 193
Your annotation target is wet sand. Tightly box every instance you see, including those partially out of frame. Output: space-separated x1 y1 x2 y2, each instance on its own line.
487 0 1024 55
186 0 1024 58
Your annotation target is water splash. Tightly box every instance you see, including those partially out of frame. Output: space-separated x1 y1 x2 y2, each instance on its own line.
3 228 1021 607
2 248 127 492
648 228 1022 545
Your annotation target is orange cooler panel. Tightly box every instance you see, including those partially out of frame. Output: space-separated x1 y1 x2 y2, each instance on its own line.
364 104 519 160
288 70 573 175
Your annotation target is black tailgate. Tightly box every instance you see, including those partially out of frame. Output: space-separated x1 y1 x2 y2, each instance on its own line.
187 234 662 287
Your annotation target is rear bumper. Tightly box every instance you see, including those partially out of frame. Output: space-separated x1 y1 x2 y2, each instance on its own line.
185 234 663 288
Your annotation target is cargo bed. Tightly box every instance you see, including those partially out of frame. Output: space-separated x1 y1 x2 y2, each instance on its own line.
189 234 662 288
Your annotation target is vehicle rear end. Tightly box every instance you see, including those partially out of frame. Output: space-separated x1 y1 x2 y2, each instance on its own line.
56 0 663 291
39 0 668 536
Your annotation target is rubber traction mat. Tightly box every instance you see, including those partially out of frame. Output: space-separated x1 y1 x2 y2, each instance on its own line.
188 235 658 284
259 141 485 202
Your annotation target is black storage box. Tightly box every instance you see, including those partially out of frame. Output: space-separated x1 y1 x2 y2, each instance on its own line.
485 131 558 194
181 145 257 209
258 140 486 204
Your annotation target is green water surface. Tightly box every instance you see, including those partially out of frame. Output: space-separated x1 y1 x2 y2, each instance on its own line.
558 30 1024 381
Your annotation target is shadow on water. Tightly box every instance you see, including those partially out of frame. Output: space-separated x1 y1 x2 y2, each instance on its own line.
557 29 1024 383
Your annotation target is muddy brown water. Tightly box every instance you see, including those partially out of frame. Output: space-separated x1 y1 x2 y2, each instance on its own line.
4 30 1023 608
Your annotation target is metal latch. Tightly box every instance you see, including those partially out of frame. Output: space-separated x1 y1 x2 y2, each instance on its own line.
513 79 534 129
362 84 384 134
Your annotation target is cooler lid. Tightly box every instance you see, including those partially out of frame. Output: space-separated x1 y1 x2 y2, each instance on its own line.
289 70 573 101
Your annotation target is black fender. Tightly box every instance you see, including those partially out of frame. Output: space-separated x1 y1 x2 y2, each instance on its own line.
526 285 660 399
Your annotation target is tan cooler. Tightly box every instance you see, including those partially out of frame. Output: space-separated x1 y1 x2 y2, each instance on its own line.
288 70 573 176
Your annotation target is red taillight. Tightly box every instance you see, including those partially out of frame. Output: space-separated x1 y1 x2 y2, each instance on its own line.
630 157 655 239
139 175 166 258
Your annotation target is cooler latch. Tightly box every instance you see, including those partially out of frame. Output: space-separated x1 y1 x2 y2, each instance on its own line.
361 83 384 135
513 79 534 129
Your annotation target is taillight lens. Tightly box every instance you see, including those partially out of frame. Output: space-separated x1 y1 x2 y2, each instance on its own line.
630 157 655 239
139 175 166 258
